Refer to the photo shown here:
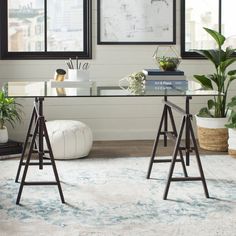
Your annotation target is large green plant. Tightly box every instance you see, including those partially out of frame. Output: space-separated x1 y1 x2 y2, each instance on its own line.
194 27 236 118
225 96 236 128
0 91 22 129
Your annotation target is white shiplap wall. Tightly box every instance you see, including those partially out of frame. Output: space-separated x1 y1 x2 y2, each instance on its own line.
0 0 235 142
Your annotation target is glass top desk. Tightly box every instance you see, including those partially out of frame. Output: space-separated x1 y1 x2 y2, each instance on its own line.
5 81 220 204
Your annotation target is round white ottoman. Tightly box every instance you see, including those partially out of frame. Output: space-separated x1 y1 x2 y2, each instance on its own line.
45 120 93 159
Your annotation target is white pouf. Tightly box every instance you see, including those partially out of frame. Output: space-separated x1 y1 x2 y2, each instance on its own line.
45 120 93 159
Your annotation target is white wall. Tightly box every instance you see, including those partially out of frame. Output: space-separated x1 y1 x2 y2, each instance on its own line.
0 0 235 142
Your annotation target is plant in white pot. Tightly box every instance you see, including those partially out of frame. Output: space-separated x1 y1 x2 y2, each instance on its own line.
194 27 236 151
225 96 236 156
0 90 22 143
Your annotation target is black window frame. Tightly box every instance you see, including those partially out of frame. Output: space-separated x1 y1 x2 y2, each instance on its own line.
0 0 92 60
181 0 222 59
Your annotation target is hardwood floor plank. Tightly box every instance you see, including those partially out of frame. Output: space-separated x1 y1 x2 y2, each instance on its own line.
88 140 226 158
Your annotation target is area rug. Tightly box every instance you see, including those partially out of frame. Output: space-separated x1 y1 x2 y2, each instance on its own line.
1 155 236 236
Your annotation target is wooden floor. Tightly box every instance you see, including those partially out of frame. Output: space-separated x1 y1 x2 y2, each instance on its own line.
88 140 226 158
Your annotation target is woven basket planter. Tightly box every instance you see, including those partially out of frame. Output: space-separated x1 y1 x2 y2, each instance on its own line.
228 128 236 157
228 149 236 157
195 115 228 152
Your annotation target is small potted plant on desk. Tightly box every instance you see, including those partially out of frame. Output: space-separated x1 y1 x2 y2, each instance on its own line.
194 27 236 151
153 45 182 72
0 90 22 143
225 96 236 156
157 56 181 71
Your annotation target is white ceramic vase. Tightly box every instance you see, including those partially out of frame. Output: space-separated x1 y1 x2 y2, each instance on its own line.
0 126 8 143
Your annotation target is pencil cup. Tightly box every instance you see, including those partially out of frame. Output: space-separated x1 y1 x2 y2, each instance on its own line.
68 69 89 81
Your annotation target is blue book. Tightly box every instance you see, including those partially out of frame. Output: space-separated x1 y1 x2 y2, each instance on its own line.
145 85 188 91
143 69 184 76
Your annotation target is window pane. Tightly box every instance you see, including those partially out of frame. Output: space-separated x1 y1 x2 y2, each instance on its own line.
222 0 236 47
185 0 219 51
47 0 84 52
8 0 45 52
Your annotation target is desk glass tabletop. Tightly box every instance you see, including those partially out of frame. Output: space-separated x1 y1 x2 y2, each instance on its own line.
4 81 220 98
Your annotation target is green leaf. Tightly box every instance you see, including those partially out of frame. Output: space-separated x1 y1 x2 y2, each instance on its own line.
203 27 226 47
225 123 236 128
227 97 236 108
229 75 236 84
228 70 236 76
194 75 213 89
194 49 220 68
208 74 221 87
225 46 236 58
0 92 4 100
197 107 213 118
232 114 236 124
220 58 236 72
225 110 236 128
207 99 215 110
227 101 236 108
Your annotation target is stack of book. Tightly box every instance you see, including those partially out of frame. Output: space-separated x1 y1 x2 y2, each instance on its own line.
143 69 187 90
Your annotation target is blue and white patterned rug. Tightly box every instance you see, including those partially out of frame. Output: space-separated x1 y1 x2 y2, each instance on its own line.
1 155 236 236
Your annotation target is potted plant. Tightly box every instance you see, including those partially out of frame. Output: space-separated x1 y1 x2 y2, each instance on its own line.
0 90 22 143
157 56 181 71
225 96 236 156
153 45 182 71
194 27 236 151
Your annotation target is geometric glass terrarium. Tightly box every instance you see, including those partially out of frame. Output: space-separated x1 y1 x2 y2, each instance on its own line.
153 45 181 71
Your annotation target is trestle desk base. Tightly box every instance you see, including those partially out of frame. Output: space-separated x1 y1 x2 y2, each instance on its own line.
15 95 209 203
15 97 65 205
147 96 209 200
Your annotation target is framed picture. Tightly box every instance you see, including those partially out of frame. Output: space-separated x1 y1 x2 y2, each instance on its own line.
97 0 176 45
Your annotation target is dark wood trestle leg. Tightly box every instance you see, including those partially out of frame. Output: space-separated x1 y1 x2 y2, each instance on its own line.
15 97 65 205
147 95 209 200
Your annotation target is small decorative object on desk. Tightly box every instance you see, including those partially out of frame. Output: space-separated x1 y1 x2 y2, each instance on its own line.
51 58 91 89
54 69 66 82
65 57 90 81
153 45 181 71
119 72 146 95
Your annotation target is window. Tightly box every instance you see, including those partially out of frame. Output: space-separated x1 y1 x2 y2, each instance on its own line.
0 0 92 59
181 0 236 59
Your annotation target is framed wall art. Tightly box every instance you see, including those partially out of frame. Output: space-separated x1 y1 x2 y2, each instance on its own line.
97 0 176 45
